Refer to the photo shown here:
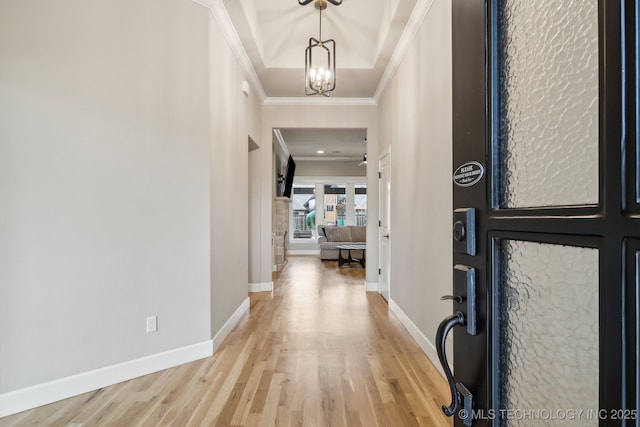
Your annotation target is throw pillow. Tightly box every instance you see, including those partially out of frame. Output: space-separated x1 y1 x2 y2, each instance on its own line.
325 226 352 242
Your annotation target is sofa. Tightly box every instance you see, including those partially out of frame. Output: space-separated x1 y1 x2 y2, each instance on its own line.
317 225 366 260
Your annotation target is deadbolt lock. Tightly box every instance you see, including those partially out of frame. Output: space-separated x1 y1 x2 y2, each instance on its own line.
453 208 476 256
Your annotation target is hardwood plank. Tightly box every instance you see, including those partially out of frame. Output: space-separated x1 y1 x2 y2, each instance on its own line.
0 256 451 426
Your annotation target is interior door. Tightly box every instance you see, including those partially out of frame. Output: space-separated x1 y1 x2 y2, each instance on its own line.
379 150 391 301
437 1 638 426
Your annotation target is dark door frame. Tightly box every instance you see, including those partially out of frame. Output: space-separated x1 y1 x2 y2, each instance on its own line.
448 0 637 425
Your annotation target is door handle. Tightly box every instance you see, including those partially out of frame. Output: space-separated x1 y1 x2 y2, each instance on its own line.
436 312 465 416
383 234 390 238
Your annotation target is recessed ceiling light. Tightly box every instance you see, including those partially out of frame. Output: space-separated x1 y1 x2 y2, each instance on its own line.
317 150 325 154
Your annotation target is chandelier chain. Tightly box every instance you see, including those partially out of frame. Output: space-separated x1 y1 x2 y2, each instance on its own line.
318 7 322 42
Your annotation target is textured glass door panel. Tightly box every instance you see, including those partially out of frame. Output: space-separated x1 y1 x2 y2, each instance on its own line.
496 240 598 426
497 0 599 208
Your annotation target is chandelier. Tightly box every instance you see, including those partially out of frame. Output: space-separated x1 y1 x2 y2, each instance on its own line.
298 0 341 4
300 0 342 96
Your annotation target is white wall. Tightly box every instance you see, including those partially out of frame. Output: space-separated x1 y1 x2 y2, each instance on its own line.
246 60 264 289
248 144 262 286
208 11 260 333
0 0 211 395
0 0 264 415
377 0 453 364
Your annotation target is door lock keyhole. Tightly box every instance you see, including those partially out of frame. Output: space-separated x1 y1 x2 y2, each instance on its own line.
453 220 466 242
453 208 476 256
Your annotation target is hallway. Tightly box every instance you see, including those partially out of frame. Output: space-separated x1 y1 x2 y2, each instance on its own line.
0 256 450 426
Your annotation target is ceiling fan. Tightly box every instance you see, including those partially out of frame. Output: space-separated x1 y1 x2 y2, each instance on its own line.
358 137 367 166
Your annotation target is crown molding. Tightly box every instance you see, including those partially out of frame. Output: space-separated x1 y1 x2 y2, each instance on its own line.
193 0 267 101
263 97 377 107
373 0 435 102
273 129 290 159
195 0 436 106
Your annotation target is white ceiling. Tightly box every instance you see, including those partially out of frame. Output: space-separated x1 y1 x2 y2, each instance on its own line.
215 0 422 161
278 128 367 159
218 0 418 159
221 0 418 98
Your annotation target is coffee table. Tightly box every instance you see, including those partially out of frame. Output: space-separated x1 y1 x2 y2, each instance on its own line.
336 244 367 267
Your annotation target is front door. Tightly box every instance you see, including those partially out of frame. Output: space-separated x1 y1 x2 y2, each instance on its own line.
439 1 639 426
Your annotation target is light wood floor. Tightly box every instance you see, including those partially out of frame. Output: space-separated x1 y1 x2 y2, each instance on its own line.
0 256 451 426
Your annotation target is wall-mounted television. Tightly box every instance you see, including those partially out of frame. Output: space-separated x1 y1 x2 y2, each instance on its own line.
282 155 296 198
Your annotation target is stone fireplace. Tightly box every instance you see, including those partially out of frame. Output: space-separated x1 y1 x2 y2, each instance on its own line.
274 197 291 271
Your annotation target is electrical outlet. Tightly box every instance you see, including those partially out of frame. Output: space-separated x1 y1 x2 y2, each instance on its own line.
146 316 157 333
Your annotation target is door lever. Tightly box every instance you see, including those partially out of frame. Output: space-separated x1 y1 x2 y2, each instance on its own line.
440 295 464 303
436 312 465 416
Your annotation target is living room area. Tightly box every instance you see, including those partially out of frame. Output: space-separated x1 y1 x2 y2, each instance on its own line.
289 182 367 256
272 128 368 263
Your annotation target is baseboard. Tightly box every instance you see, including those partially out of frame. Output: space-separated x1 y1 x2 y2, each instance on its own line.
288 250 321 255
388 298 447 379
0 340 213 418
365 281 378 292
248 282 273 292
0 297 253 418
212 297 250 351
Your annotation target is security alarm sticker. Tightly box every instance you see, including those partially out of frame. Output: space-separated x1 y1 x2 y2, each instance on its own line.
453 161 484 187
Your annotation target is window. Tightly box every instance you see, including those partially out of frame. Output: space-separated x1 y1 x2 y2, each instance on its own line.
291 184 316 239
324 185 346 226
355 184 367 226
290 181 367 241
